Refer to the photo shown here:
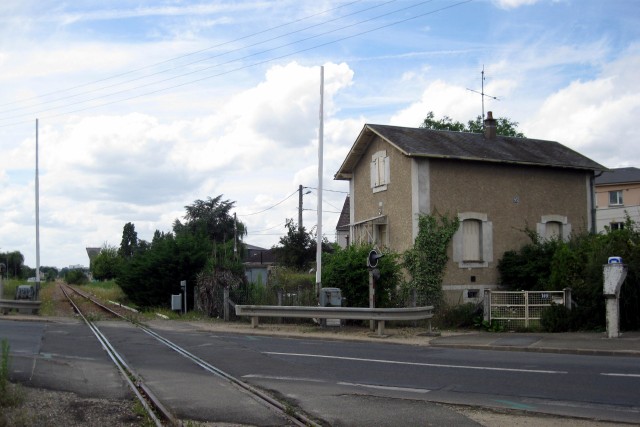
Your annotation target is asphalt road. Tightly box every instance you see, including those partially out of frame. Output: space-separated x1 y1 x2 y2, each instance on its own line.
152 327 640 424
3 318 640 425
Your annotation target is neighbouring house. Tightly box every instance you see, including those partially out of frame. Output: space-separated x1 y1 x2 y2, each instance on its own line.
336 196 350 248
334 112 605 305
594 167 640 232
243 244 276 286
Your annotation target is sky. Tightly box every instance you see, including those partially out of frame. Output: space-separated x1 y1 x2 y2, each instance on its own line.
0 0 638 270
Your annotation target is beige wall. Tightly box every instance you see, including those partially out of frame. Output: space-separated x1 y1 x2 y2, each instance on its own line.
595 183 640 232
429 159 590 289
350 138 593 301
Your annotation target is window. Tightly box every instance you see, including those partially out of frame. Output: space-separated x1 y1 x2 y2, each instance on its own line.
610 222 625 230
370 150 390 192
374 223 388 248
462 219 482 262
453 212 493 268
609 190 623 206
545 221 562 240
537 215 570 242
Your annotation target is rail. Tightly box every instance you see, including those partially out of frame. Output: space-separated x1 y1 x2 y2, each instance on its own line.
235 305 434 336
0 299 41 315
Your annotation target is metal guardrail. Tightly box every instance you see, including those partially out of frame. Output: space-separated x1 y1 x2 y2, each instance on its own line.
0 299 41 315
235 305 434 336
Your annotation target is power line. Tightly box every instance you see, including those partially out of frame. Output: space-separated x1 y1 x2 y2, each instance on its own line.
0 0 390 120
236 189 298 217
0 0 473 127
0 0 365 111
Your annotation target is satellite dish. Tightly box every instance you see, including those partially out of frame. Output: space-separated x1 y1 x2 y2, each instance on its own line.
367 250 384 268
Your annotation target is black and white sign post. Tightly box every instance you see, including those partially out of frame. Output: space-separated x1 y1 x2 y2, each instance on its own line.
367 250 384 331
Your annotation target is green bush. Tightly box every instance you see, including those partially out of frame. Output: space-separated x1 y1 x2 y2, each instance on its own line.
540 304 571 332
64 269 88 285
321 244 402 308
434 303 481 329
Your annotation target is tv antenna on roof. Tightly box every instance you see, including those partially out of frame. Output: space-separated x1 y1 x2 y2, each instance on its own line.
466 65 499 127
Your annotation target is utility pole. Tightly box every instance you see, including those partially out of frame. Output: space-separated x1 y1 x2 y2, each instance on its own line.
298 185 303 232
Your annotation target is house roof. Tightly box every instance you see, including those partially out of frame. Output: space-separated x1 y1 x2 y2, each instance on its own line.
334 124 606 180
336 196 350 231
595 167 640 185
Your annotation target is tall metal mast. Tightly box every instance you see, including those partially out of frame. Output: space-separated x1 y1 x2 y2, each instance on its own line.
466 65 499 127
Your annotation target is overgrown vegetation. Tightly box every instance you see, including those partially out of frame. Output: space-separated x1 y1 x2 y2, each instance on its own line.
0 339 24 413
321 243 403 308
498 217 640 331
403 212 460 308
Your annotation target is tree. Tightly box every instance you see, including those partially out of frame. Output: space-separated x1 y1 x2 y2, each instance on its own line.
420 111 525 137
322 244 402 308
119 222 138 259
0 251 25 279
174 196 245 243
403 212 460 308
118 195 245 309
272 219 332 271
91 244 121 281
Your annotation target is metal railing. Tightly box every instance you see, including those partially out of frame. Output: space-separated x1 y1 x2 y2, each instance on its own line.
0 299 41 315
483 289 571 330
235 305 434 336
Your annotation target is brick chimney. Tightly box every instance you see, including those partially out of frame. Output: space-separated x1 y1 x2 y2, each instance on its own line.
484 111 497 139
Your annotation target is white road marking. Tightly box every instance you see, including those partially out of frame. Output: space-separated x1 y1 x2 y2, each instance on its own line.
264 352 568 374
242 374 326 382
601 373 640 378
338 382 430 393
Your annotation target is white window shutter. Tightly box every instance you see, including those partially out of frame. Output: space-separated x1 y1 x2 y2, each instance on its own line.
370 159 377 187
384 156 390 184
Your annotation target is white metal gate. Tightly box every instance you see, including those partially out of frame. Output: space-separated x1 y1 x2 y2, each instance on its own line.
483 289 571 330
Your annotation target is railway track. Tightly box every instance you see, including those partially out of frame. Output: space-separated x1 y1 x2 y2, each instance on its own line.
60 283 319 427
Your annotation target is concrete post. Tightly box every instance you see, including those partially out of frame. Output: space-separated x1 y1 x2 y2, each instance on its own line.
0 263 4 299
563 288 572 310
369 270 375 331
223 287 230 322
277 289 283 324
483 289 491 323
603 263 628 338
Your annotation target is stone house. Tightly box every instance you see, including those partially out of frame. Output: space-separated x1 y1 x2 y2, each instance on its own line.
334 113 605 305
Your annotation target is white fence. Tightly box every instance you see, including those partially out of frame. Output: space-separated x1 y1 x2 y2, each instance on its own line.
483 289 571 330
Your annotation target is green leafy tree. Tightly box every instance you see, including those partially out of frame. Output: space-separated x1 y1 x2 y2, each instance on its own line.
0 251 25 279
420 111 525 137
118 231 212 307
119 222 138 259
498 217 640 331
322 244 402 308
273 219 332 271
91 244 121 281
403 212 460 308
118 195 245 309
174 196 245 243
65 269 88 285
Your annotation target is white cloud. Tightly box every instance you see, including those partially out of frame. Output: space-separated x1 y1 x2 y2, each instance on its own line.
492 0 540 9
523 46 640 168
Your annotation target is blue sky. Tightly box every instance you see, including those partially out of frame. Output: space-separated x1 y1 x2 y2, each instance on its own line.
0 0 639 269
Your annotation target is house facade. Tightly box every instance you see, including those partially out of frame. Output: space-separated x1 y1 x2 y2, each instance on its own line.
334 114 604 305
594 167 640 232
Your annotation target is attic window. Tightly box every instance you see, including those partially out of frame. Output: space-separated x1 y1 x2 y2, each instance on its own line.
370 150 389 193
